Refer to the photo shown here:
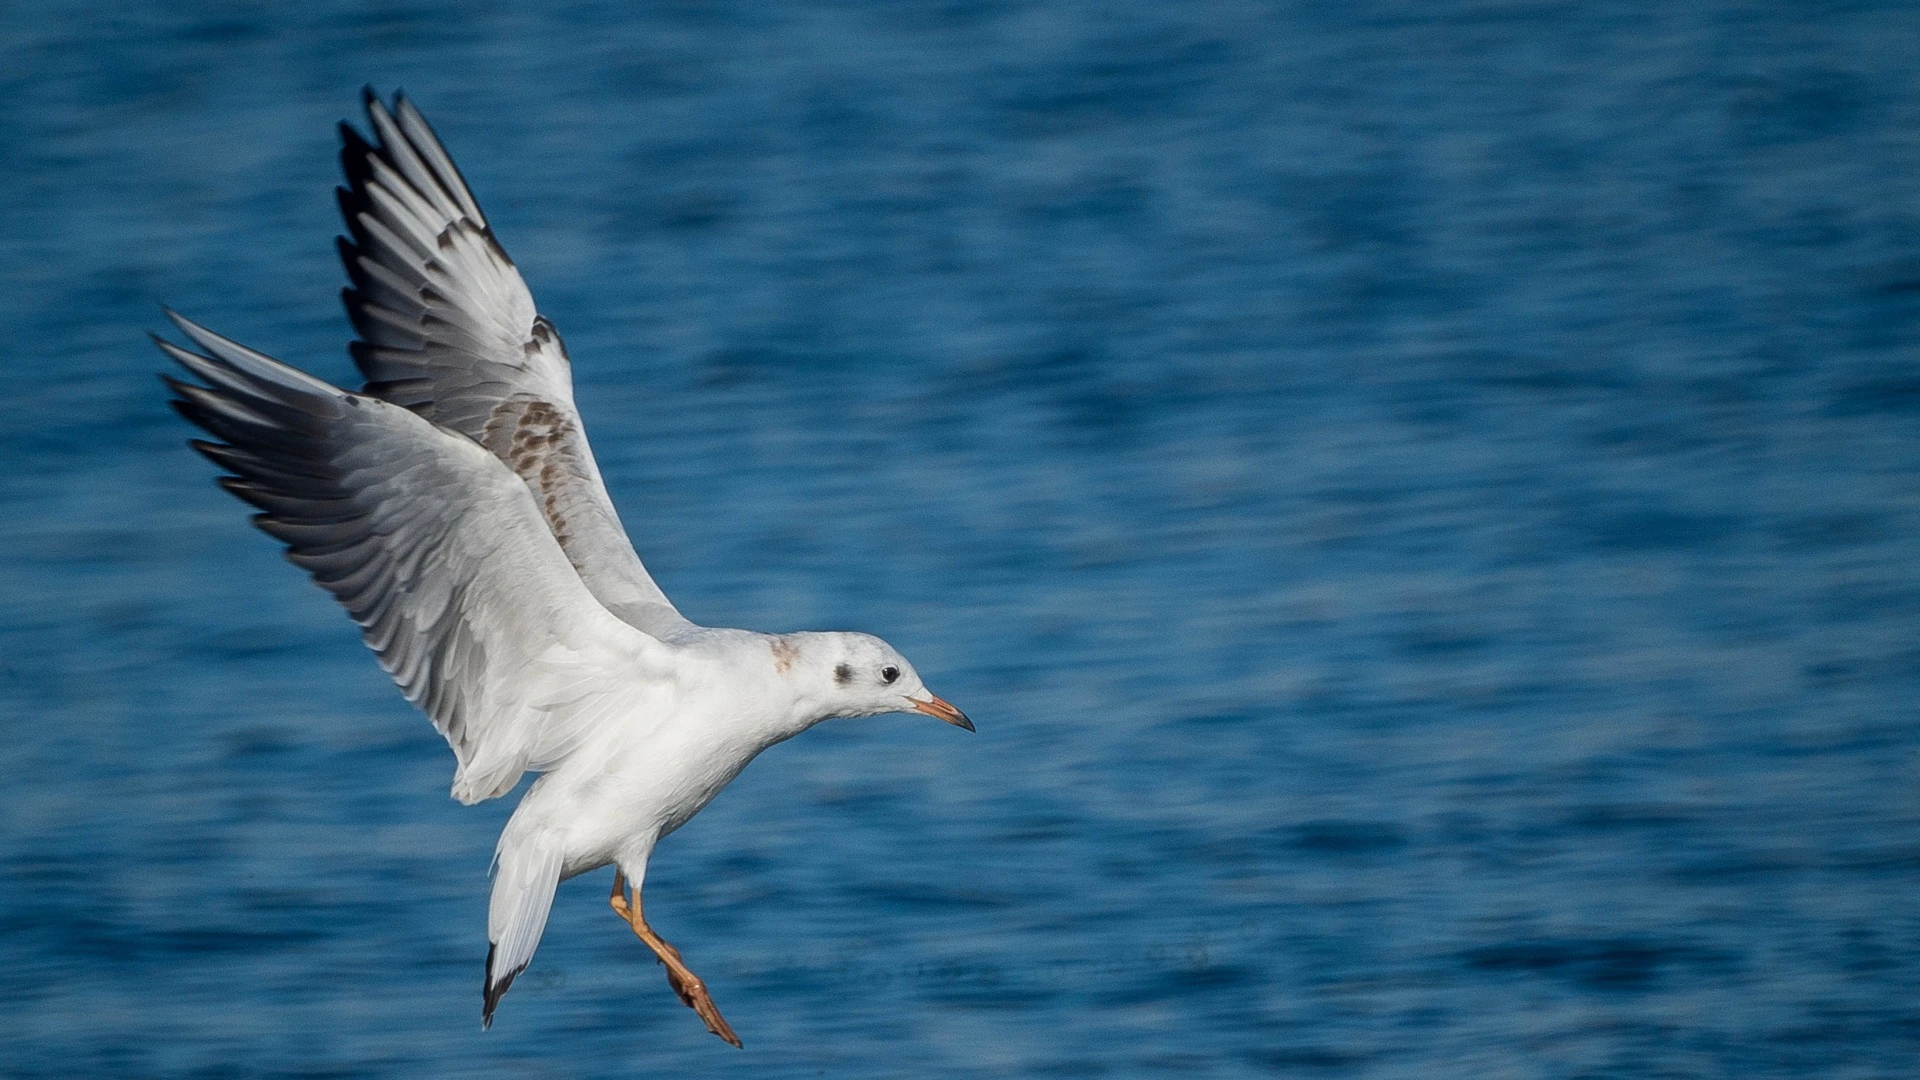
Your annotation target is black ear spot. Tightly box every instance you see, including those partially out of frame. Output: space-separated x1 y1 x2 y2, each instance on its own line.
880 665 900 685
834 663 853 685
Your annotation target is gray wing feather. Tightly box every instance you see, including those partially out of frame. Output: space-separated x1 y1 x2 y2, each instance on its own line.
161 312 672 804
337 89 690 638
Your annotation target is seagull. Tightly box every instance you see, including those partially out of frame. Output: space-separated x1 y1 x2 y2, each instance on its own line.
156 89 972 1045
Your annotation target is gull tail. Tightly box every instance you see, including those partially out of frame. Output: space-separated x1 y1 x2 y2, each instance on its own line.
483 826 563 1028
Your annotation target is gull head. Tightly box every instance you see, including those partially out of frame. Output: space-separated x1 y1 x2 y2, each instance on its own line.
792 632 972 731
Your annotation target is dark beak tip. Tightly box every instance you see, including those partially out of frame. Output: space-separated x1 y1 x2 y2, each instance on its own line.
911 695 973 731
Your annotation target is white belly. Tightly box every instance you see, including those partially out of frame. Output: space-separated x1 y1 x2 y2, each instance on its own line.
528 709 773 880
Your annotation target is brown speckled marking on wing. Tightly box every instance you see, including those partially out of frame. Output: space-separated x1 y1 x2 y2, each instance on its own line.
339 93 689 639
485 394 585 559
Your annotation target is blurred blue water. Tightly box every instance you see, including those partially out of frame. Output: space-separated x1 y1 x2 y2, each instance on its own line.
6 2 1920 1076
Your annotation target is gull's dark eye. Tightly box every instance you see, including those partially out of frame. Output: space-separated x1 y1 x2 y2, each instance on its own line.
880 665 900 685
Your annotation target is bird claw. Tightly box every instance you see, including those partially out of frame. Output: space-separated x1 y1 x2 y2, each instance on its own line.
663 960 740 1045
690 991 742 1046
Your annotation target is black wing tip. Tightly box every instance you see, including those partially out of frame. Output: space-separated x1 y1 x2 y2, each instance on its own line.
482 942 525 1030
157 370 195 400
167 394 207 428
185 438 235 468
338 122 375 162
161 379 208 433
337 100 388 259
151 330 203 386
346 339 387 383
340 285 369 334
338 97 379 190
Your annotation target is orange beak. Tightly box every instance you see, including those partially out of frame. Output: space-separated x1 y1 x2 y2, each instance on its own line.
909 694 974 732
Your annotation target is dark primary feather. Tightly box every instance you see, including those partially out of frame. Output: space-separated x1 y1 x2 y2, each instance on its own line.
158 310 655 804
162 315 484 758
334 88 690 637
335 89 530 439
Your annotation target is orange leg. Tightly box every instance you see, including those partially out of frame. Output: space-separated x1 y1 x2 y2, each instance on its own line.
610 871 742 1048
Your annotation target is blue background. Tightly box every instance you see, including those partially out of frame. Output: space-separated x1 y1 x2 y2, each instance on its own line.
5 2 1920 1076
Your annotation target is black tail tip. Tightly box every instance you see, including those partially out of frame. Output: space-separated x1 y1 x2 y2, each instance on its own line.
482 942 499 1028
482 942 523 1030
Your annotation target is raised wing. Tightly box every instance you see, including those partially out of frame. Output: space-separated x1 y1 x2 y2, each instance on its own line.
160 312 675 804
336 88 690 638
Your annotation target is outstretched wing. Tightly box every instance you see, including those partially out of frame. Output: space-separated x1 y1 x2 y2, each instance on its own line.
336 88 690 638
160 312 675 804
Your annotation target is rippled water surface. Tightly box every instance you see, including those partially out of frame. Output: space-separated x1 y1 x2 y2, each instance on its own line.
6 3 1920 1076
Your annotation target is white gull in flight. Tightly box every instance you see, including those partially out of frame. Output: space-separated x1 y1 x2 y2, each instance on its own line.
157 89 971 1045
